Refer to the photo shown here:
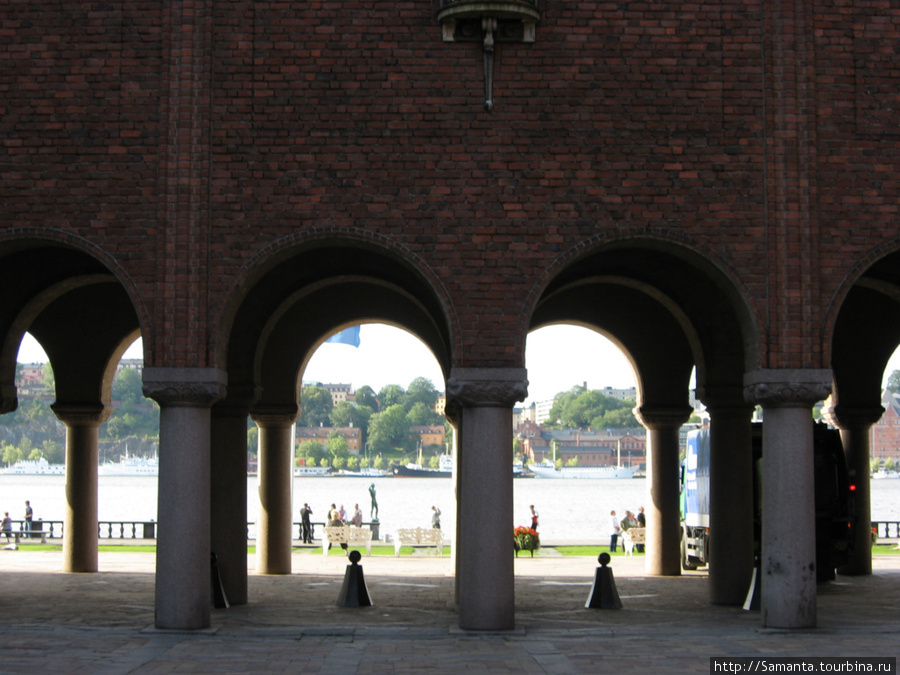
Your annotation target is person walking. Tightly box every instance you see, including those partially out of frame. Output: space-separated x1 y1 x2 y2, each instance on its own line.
530 505 539 530
609 510 620 552
431 505 441 530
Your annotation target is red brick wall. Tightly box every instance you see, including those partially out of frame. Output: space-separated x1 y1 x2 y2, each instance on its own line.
2 1 899 369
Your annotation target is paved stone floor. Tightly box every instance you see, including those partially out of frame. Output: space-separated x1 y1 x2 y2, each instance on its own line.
0 548 897 674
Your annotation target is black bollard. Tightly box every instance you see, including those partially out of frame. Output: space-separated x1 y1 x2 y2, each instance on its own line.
585 552 623 609
211 552 230 609
336 550 373 607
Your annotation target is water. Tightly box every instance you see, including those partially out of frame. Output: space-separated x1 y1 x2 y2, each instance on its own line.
1 475 898 542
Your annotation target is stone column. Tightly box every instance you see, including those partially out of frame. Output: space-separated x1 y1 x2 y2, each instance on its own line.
823 404 882 576
447 368 528 631
143 367 226 630
701 391 755 605
210 387 260 605
52 403 112 573
744 369 831 629
251 408 297 575
633 406 692 576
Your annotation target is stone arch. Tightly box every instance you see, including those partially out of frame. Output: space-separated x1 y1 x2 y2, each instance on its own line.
524 233 760 408
0 229 146 411
213 228 459 392
825 240 900 409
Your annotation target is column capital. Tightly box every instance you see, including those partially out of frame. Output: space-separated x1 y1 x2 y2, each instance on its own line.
446 367 528 408
743 369 832 409
632 405 693 430
142 367 227 408
213 384 262 419
51 402 113 426
250 405 299 427
821 403 884 430
695 384 754 417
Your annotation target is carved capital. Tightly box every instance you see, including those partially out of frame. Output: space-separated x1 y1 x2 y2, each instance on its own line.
250 405 299 428
142 367 227 408
213 384 262 419
446 367 528 408
632 405 693 430
51 403 113 426
743 369 832 409
821 404 884 431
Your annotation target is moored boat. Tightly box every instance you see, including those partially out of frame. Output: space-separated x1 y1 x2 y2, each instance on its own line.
294 466 333 477
99 456 159 477
392 454 453 477
528 460 637 479
1 457 66 475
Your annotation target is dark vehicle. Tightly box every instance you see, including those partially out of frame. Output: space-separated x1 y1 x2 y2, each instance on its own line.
680 423 855 582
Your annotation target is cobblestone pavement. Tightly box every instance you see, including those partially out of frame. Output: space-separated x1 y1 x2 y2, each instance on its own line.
0 548 897 674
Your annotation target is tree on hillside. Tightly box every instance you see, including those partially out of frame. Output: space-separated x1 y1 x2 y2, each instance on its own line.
406 401 441 427
327 430 349 460
354 385 378 411
329 401 374 439
299 385 333 427
887 370 900 394
377 384 406 410
367 404 409 453
406 377 439 410
548 385 637 428
296 439 327 465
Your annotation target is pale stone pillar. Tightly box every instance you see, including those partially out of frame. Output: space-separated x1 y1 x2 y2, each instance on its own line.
210 387 259 605
447 367 528 631
744 369 831 629
701 391 755 604
143 367 226 630
634 406 692 576
823 404 881 576
251 408 297 575
52 403 112 573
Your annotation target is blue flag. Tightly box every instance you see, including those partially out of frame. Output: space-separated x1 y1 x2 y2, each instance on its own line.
326 326 361 347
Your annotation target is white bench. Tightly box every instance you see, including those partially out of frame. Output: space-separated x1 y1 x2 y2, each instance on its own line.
393 527 444 556
622 527 645 556
322 525 373 556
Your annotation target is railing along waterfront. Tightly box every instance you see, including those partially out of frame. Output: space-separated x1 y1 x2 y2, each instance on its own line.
873 521 900 540
6 520 897 544
3 520 157 541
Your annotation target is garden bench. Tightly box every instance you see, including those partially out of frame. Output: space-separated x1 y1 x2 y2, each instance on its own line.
393 527 444 556
622 527 645 556
322 525 373 555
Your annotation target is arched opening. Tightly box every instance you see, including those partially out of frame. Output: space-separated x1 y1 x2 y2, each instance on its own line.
827 249 900 574
0 238 146 574
210 238 456 605
526 239 759 606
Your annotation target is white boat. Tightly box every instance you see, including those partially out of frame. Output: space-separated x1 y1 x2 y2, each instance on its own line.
1 457 66 475
528 460 637 479
294 466 333 477
872 469 900 480
99 456 159 476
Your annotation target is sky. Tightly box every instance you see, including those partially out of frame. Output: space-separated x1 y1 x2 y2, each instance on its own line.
16 324 900 406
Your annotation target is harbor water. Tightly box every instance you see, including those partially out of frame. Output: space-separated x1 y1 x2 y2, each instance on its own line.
1 474 898 542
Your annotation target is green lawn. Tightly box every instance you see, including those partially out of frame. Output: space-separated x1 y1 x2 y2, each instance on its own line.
9 543 900 556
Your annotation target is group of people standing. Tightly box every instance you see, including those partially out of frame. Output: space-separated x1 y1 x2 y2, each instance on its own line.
297 501 364 545
608 506 645 553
